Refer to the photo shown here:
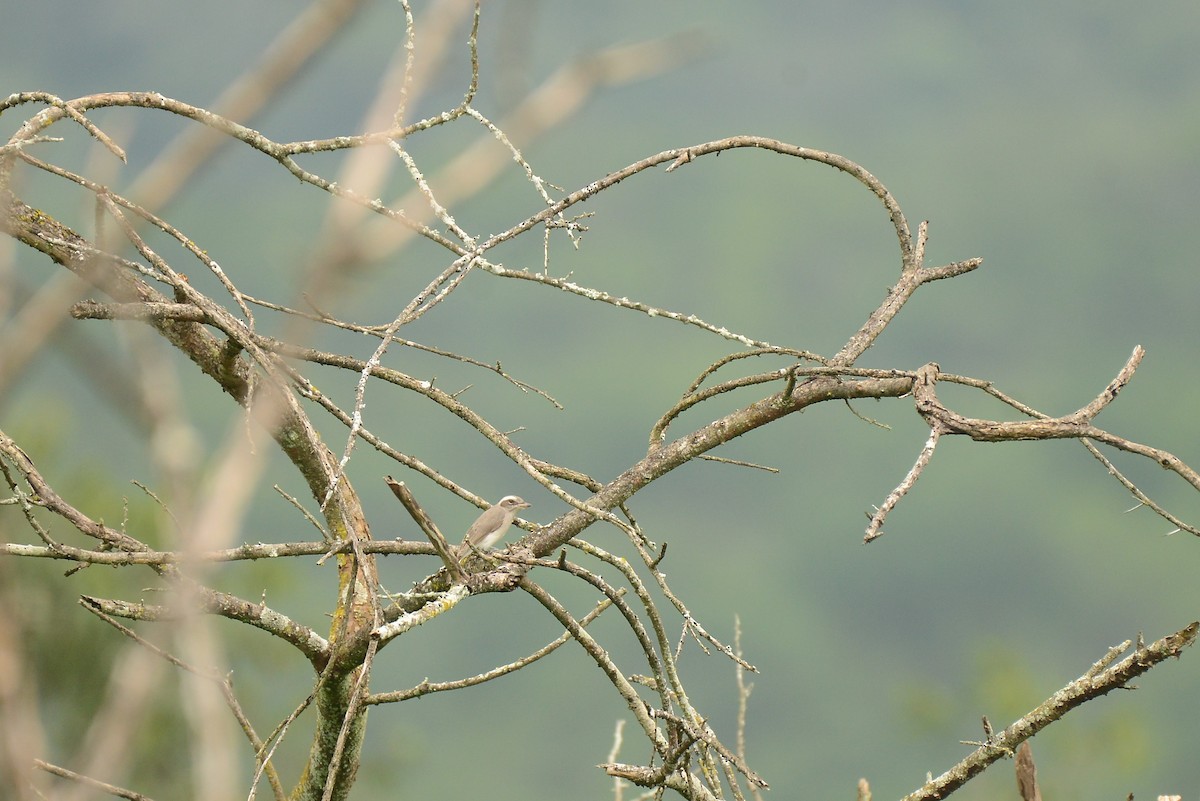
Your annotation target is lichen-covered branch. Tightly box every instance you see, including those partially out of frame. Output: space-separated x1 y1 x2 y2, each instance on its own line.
902 621 1198 801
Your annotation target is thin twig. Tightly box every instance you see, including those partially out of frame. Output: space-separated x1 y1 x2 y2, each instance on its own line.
864 424 942 543
33 760 152 801
77 600 287 801
1 91 127 161
366 592 619 704
520 577 668 753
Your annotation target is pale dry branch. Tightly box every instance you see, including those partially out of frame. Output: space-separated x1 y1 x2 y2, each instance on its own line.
277 337 635 531
901 621 1198 801
913 352 1131 441
6 91 460 250
684 349 827 395
913 356 1200 491
345 30 704 267
33 760 153 801
295 0 471 284
937 371 1200 538
0 538 431 565
7 88 975 371
371 584 469 645
599 762 719 801
661 138 914 266
864 351 1200 541
486 261 795 352
520 577 669 754
607 719 627 801
81 592 331 667
0 428 158 556
650 365 816 447
864 424 942 542
733 618 763 801
536 549 673 705
695 454 780 473
80 600 287 801
506 539 761 798
382 477 464 579
0 91 126 162
646 706 767 791
229 293 563 406
1080 439 1200 536
251 689 321 800
1 192 369 563
127 0 368 209
521 375 915 561
272 484 333 542
366 592 619 705
19 151 255 322
326 247 483 512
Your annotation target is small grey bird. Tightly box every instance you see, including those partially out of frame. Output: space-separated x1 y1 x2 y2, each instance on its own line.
454 495 530 561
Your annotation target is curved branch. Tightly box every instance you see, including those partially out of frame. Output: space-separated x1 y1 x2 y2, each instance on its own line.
478 136 916 269
2 91 460 251
0 91 126 161
81 593 331 668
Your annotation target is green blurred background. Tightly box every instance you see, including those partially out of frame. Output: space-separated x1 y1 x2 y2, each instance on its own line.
2 1 1199 799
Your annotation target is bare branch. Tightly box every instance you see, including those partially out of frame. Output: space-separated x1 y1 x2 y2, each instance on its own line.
79 599 288 801
864 425 942 543
912 358 1200 493
382 477 464 581
0 538 431 565
366 593 619 705
1079 439 1200 536
0 91 126 161
1015 742 1042 801
371 585 469 646
599 762 720 801
0 428 156 556
901 621 1199 801
81 593 331 667
525 375 915 558
32 760 153 801
127 0 368 209
520 577 668 754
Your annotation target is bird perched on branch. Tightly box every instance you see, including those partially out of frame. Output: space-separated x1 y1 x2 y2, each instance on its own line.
454 495 530 562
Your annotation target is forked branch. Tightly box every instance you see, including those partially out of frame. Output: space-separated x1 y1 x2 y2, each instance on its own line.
867 349 1200 540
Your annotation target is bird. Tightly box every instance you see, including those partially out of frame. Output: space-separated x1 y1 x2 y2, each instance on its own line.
454 495 530 562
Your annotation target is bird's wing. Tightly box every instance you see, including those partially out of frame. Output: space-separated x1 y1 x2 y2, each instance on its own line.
464 505 504 547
